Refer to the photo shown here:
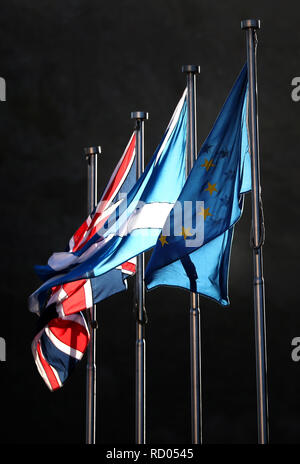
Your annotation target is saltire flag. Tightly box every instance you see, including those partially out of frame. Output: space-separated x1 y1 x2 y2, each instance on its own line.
30 133 137 391
29 88 188 311
145 64 251 306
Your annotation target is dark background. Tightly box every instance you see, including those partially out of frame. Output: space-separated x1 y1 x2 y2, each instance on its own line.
0 0 299 444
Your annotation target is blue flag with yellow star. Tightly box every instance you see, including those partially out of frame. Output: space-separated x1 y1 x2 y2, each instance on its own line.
145 64 251 306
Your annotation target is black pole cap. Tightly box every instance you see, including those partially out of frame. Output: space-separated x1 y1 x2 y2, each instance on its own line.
182 64 200 74
83 146 101 155
131 111 149 120
241 19 261 30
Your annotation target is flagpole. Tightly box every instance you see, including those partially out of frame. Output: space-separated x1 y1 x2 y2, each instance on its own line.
131 111 149 444
182 65 202 444
241 19 269 444
84 145 100 444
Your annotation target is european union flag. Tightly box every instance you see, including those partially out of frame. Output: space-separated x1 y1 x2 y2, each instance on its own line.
145 65 251 306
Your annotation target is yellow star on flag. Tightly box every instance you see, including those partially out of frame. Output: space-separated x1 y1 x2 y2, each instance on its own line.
204 182 217 196
201 158 215 171
199 207 212 221
159 234 168 247
181 227 193 240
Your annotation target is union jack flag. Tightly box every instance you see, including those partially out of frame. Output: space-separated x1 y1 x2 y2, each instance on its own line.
31 133 137 391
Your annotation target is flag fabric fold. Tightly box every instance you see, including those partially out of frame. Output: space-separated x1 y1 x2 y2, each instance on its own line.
145 64 251 306
32 311 90 391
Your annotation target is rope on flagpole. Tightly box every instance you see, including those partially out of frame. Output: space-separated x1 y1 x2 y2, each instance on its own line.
250 196 265 250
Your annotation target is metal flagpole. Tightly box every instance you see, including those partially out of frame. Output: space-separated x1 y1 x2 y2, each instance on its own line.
131 111 149 444
182 65 202 444
84 145 100 444
241 19 269 444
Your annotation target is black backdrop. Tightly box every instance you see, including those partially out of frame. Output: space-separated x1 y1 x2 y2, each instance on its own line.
0 0 299 444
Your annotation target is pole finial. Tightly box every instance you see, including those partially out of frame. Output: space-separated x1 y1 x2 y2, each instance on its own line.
182 64 200 74
131 111 149 120
84 146 101 156
241 19 261 30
